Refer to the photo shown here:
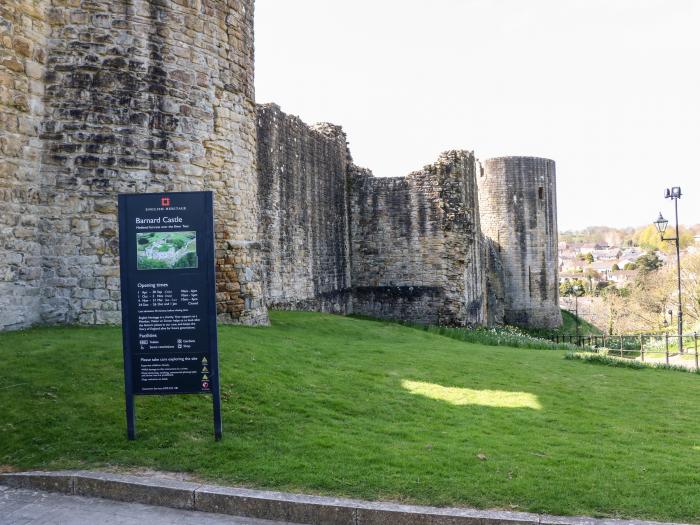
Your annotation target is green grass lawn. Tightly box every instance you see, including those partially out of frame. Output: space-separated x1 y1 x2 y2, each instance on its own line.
1 311 699 522
523 310 602 338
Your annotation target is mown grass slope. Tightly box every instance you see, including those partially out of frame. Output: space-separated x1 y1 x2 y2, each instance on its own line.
522 309 603 338
0 311 698 522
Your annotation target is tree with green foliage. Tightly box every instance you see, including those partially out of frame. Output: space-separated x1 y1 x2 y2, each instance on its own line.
137 257 169 270
611 263 620 271
174 251 197 269
595 281 611 294
560 279 586 297
582 268 601 293
636 251 663 273
633 224 694 253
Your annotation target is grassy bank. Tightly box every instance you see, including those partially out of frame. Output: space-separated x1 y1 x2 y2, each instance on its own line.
1 311 698 522
418 324 578 350
522 310 603 338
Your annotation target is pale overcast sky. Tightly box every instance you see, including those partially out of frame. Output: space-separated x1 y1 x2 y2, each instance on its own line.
255 0 700 231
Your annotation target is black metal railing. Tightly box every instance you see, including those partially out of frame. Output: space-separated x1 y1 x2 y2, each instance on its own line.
549 333 700 369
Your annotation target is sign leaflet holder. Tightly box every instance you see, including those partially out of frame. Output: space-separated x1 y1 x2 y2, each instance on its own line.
118 191 222 440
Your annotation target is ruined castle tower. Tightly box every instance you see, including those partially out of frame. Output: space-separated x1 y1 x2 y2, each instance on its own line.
255 105 489 326
349 151 487 326
1 0 266 330
477 157 562 328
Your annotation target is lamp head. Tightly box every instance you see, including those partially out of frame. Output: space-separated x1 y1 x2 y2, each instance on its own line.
665 187 682 199
653 212 668 236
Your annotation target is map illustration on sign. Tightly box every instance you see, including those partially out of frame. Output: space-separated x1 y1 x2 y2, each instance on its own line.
136 231 198 270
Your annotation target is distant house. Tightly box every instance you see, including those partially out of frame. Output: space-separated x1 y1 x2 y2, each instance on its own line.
591 260 615 272
608 270 638 286
592 248 619 260
618 259 635 269
559 272 584 284
620 247 643 261
577 243 598 254
587 260 621 280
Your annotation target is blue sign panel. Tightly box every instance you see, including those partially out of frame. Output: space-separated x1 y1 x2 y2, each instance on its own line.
118 191 221 440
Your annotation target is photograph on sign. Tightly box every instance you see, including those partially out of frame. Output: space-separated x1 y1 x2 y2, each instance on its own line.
136 231 198 270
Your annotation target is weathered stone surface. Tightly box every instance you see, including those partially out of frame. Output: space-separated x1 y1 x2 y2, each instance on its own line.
478 157 562 328
72 471 195 510
256 103 352 314
1 2 561 332
0 0 49 331
196 484 356 525
254 105 495 327
349 152 487 325
0 471 73 493
0 0 266 330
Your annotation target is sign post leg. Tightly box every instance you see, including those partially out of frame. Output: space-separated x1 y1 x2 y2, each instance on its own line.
126 392 136 440
211 351 222 441
213 387 222 441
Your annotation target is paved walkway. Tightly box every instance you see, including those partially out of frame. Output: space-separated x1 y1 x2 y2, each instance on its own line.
0 485 293 525
641 354 699 370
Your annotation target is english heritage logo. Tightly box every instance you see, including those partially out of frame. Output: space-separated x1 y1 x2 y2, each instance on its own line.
161 196 171 207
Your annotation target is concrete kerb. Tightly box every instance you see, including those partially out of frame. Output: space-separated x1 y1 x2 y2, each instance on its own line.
0 471 690 525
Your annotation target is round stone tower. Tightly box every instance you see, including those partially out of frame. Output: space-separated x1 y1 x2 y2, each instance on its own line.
477 157 562 328
0 0 268 329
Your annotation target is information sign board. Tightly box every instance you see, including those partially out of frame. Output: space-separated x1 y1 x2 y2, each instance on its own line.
118 191 222 440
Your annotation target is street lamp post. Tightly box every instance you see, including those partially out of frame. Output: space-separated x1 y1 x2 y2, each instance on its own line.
571 284 583 343
653 186 684 353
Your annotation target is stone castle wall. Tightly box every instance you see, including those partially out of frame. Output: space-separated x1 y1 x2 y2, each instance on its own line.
254 105 494 327
1 0 49 330
349 152 487 325
478 157 562 328
1 1 562 331
256 103 351 313
1 0 265 331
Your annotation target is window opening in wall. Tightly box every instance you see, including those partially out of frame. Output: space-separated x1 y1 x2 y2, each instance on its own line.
538 187 544 200
528 266 532 298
